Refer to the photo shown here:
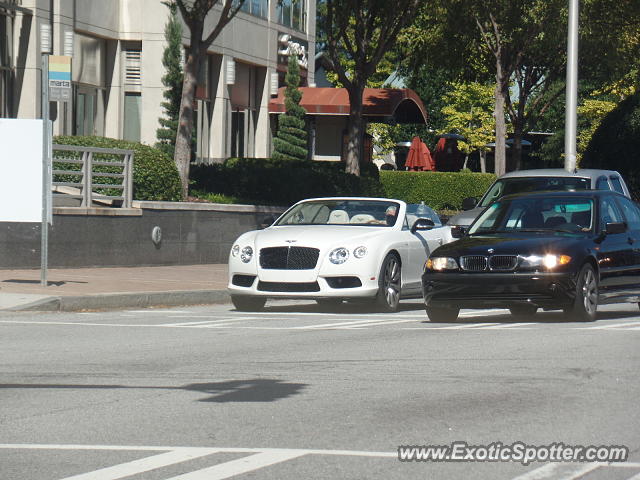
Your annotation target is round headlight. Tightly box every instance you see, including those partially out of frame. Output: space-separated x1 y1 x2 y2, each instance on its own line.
240 246 254 263
329 247 349 264
231 245 240 257
353 246 367 259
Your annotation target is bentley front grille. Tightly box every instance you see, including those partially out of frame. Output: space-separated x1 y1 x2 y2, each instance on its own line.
260 246 320 270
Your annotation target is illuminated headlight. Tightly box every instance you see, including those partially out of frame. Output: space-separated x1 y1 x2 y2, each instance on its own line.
426 257 459 271
231 245 240 257
521 254 571 269
240 246 254 263
329 247 349 264
353 246 367 259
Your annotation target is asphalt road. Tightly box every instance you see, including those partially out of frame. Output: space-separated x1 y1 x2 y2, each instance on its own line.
1 301 639 480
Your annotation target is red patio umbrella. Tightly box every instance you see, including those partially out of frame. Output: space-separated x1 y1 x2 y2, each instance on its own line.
404 136 435 171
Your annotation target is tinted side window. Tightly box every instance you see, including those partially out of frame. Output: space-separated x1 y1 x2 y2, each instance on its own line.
616 196 640 230
610 176 625 194
600 196 625 228
596 176 611 190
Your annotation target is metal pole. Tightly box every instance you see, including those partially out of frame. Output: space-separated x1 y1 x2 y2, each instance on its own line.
41 53 49 287
564 0 579 172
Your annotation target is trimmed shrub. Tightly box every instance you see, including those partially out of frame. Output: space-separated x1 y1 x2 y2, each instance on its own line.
191 158 383 206
582 93 640 201
53 136 183 201
379 170 496 210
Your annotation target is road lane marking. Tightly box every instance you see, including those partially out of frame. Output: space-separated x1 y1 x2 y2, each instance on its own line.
511 462 602 480
479 322 537 329
293 318 412 329
58 448 218 480
164 450 308 480
432 323 501 330
585 321 640 330
163 318 254 327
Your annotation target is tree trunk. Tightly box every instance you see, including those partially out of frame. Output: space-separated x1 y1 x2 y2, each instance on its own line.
344 85 364 176
493 60 507 176
480 150 486 173
512 128 524 171
174 45 200 199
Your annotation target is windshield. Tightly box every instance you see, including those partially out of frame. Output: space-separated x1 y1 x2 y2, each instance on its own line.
478 177 591 208
274 199 401 227
469 196 594 235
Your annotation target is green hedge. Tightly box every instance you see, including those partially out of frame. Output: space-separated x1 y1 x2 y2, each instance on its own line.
379 171 497 210
53 136 183 202
191 158 383 206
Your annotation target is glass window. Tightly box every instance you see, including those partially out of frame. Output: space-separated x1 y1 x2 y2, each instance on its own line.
610 176 625 194
277 0 306 31
599 196 625 228
123 92 141 142
469 196 595 235
276 199 400 227
596 176 611 190
615 196 640 231
478 177 591 208
0 9 13 118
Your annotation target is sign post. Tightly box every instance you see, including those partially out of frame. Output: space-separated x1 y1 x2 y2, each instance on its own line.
40 23 52 287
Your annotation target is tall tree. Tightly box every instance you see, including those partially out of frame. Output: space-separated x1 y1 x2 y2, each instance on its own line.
321 0 421 176
174 0 245 198
272 54 309 162
440 82 495 172
156 1 184 158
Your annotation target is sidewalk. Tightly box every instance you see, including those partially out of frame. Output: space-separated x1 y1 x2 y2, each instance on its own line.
0 264 230 312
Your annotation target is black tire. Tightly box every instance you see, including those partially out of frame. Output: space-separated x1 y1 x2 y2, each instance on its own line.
563 264 598 322
376 254 402 312
231 295 266 312
425 306 460 322
509 305 538 317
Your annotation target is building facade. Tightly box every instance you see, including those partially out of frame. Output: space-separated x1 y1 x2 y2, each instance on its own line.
0 0 316 163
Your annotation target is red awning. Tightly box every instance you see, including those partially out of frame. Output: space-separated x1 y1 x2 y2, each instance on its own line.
269 87 428 124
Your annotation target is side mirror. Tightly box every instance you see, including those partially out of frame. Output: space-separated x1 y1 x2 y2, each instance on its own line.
461 197 478 211
411 218 435 233
451 225 467 238
605 222 627 235
260 215 277 229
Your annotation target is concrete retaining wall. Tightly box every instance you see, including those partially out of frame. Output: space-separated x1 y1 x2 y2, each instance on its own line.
0 202 285 269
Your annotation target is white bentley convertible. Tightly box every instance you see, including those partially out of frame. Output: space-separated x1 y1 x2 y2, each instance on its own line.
228 197 453 312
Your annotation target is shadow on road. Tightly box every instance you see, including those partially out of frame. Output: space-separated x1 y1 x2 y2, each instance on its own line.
0 378 308 403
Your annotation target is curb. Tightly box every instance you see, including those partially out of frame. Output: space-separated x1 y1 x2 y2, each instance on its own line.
4 290 231 312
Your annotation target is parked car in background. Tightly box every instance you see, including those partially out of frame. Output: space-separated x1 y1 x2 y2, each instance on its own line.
423 190 640 322
447 169 631 230
228 197 453 312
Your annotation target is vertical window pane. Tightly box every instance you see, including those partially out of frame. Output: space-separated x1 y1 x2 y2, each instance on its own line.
123 92 141 142
75 93 85 135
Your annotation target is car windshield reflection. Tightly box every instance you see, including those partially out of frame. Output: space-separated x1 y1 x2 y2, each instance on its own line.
469 195 594 235
274 199 401 227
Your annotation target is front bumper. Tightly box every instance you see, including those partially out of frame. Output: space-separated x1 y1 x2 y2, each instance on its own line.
228 269 380 299
422 271 578 310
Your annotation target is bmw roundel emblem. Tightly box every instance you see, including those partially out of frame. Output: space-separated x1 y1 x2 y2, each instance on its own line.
487 248 494 254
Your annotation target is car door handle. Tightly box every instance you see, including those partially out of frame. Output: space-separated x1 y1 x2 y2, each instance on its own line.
628 237 635 245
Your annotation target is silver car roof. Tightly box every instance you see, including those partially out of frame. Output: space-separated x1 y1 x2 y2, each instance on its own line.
498 168 622 179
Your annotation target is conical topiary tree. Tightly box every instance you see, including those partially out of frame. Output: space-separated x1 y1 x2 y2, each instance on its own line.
156 1 183 158
272 54 308 161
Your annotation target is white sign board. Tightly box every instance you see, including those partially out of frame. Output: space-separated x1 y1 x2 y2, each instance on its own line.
0 119 43 222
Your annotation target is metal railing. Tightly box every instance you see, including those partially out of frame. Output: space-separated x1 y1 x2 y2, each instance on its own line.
52 144 134 208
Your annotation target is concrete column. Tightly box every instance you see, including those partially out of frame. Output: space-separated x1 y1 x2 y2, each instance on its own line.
254 66 271 158
210 54 231 161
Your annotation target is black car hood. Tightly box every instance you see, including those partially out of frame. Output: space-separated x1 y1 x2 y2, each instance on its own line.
433 233 587 257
